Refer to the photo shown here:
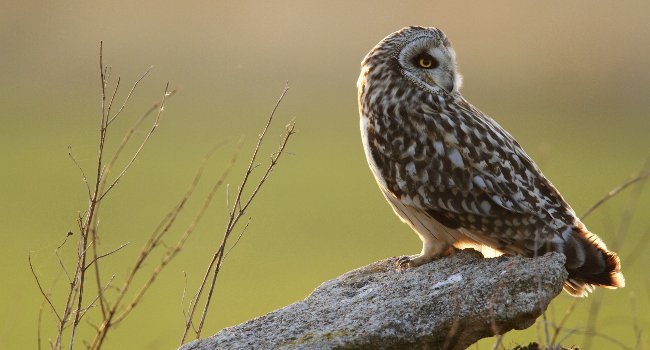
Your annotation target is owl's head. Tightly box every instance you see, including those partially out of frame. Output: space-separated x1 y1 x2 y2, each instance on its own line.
360 26 462 95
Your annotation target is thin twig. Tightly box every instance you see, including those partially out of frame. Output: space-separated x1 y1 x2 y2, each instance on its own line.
90 227 107 318
99 82 170 201
68 41 112 350
105 77 121 123
556 326 632 350
78 275 116 321
111 147 239 326
582 293 603 349
556 327 578 347
629 294 642 350
29 254 62 322
90 86 178 319
223 217 251 260
194 122 295 340
37 298 44 350
68 147 92 199
55 233 73 283
181 271 189 326
574 158 649 349
106 66 153 126
101 87 178 195
610 170 650 253
100 89 178 192
91 85 179 323
623 225 650 268
85 243 129 269
91 143 231 349
580 169 650 220
180 85 294 343
582 160 649 349
550 298 579 345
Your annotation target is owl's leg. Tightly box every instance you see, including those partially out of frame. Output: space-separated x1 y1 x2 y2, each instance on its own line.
398 238 453 268
388 199 455 268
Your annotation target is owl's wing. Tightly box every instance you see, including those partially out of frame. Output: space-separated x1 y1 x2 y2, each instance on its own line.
368 97 577 252
429 99 580 248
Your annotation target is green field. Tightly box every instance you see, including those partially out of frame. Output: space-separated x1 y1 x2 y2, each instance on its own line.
1 2 648 349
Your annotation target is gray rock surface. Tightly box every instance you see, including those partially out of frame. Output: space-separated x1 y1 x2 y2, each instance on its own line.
181 249 567 350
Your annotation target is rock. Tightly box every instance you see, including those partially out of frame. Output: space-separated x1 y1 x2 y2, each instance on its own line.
180 249 567 350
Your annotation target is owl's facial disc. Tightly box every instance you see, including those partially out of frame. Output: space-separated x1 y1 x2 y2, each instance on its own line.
398 36 462 94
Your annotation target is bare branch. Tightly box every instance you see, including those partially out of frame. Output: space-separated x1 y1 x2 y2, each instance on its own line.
40 42 172 350
623 225 650 267
549 298 579 346
223 217 251 260
233 85 289 213
29 254 62 322
237 122 296 217
106 66 153 126
100 41 107 121
582 160 649 348
99 82 170 201
181 85 296 343
181 271 189 324
90 228 108 318
78 275 116 321
97 88 178 203
556 327 578 347
112 146 239 326
91 143 232 349
629 294 642 350
68 147 92 199
89 86 179 323
581 168 650 220
68 40 112 350
37 299 45 350
556 326 632 350
105 76 121 122
85 243 129 270
54 232 74 283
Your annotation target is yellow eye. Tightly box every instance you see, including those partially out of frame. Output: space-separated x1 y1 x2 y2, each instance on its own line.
413 53 439 69
419 57 433 68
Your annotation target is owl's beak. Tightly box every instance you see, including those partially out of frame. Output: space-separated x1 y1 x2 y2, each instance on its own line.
444 81 454 93
443 70 457 92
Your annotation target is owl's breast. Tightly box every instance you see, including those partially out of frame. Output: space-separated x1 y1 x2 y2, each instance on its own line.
360 114 390 191
360 109 438 204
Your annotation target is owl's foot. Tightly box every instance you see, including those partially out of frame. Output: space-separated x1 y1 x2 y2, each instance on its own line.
397 242 453 269
397 254 433 269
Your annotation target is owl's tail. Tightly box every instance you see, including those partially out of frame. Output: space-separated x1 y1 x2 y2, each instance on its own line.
560 225 625 297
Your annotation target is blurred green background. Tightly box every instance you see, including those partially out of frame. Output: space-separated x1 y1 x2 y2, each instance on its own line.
1 1 648 349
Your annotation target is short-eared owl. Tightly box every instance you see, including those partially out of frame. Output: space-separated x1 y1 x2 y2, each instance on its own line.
357 26 624 297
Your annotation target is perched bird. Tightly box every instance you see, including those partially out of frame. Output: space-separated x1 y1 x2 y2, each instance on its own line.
357 26 624 297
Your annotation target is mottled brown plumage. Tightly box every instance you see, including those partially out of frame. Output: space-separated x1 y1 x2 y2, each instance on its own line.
358 26 624 297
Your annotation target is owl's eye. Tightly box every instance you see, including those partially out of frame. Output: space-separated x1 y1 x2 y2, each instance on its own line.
414 53 439 69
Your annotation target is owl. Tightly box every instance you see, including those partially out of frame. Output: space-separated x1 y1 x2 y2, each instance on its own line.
357 26 624 297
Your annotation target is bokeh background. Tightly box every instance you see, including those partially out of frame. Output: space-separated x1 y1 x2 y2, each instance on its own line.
1 1 649 349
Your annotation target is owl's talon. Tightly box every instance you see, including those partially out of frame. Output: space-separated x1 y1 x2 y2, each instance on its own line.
397 254 434 269
397 255 413 269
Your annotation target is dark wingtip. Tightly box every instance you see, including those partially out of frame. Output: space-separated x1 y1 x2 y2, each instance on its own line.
602 251 625 288
565 249 625 297
564 227 624 296
583 249 625 288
